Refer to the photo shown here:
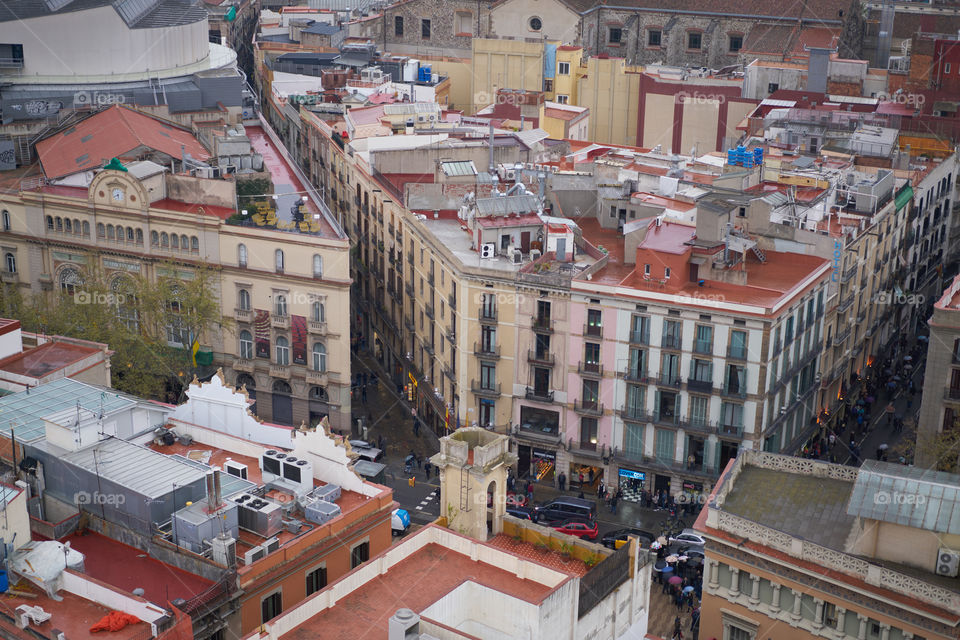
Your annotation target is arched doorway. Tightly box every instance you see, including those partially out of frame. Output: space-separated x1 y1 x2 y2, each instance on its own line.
272 379 293 425
308 386 328 428
236 374 256 399
486 478 502 535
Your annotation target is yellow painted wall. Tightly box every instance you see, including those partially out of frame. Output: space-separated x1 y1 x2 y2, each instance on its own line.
642 93 675 151
553 47 582 104
413 56 473 112
577 57 641 146
679 100 721 156
471 38 545 114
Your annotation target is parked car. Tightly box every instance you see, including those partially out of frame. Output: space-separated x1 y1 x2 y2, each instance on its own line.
600 528 656 550
551 519 599 540
391 508 410 536
668 529 706 547
533 497 596 523
506 505 535 520
349 440 384 463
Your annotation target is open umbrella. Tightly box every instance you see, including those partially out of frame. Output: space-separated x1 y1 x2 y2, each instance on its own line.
662 565 674 574
904 364 914 371
904 355 913 361
650 541 663 550
666 555 679 562
887 381 898 389
879 443 889 451
867 396 875 404
678 555 689 561
918 336 929 342
657 536 668 545
668 576 683 585
683 585 695 593
654 559 666 571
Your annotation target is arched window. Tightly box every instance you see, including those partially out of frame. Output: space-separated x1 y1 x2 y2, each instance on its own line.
82 221 90 237
236 373 256 399
238 243 248 267
46 216 54 231
73 219 81 235
309 386 328 401
55 217 62 231
276 336 290 365
59 267 83 295
160 232 169 248
275 249 284 273
151 231 159 246
165 284 188 346
273 380 291 394
136 229 143 244
180 235 188 251
274 294 287 317
1 210 10 231
312 343 327 372
312 254 323 278
106 225 115 240
311 301 325 323
116 226 124 242
191 236 199 252
171 234 179 249
127 227 135 242
238 289 251 311
4 253 15 274
64 219 72 234
112 276 138 331
239 330 253 359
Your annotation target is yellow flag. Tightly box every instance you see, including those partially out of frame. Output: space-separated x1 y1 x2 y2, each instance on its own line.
191 339 200 367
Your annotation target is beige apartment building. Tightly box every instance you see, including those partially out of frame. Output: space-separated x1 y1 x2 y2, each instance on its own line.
0 159 352 430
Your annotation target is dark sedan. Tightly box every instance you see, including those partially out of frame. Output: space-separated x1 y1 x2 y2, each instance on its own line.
600 528 656 550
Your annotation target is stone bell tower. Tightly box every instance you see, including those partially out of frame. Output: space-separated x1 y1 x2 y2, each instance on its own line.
430 427 517 540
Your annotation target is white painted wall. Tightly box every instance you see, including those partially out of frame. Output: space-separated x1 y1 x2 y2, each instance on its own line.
0 327 22 360
421 581 541 638
60 570 169 628
0 486 31 552
490 0 579 45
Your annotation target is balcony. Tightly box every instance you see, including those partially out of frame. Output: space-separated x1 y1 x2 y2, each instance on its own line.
306 371 328 386
404 315 415 331
719 424 743 438
0 57 24 69
686 378 714 393
618 406 650 422
235 308 253 323
727 345 748 360
629 329 650 345
722 382 748 398
693 339 713 356
407 252 414 265
833 327 851 347
837 295 855 314
661 335 682 350
532 316 553 333
578 361 604 377
425 304 434 320
270 365 290 379
471 380 501 397
528 350 555 366
841 264 858 283
574 400 604 416
525 387 555 402
405 282 415 297
271 314 290 329
480 307 498 324
233 359 255 373
653 411 680 426
583 323 602 337
448 293 456 310
474 342 500 358
424 342 435 356
944 387 960 401
446 323 456 342
427 272 435 287
308 320 327 336
623 369 649 383
658 373 683 387
684 417 718 436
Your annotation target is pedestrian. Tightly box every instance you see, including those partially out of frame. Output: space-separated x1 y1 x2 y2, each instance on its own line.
425 462 431 480
609 491 618 514
526 481 534 504
558 472 566 491
578 471 584 487
413 419 420 437
588 468 594 484
673 616 683 640
377 434 385 450
417 454 423 470
361 385 367 402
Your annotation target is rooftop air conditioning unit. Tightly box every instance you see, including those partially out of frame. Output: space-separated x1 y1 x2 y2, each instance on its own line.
224 460 248 480
243 546 265 565
480 243 496 259
260 450 283 481
937 549 960 577
530 249 542 260
512 250 522 265
263 537 280 554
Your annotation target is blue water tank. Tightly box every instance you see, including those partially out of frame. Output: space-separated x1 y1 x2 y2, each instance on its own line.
0 569 8 593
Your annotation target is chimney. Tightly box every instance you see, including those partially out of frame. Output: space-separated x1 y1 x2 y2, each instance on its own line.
206 470 222 511
488 121 495 175
388 609 420 640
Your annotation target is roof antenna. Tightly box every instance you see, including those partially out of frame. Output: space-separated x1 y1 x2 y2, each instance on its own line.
488 121 495 176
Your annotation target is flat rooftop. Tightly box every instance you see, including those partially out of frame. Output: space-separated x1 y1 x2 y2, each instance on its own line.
720 465 857 550
278 542 557 640
65 531 213 604
0 340 101 379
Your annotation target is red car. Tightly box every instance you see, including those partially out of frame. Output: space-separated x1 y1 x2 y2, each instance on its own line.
551 519 599 540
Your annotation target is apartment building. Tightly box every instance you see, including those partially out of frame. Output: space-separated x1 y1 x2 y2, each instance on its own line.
0 108 352 430
916 274 960 468
696 450 960 640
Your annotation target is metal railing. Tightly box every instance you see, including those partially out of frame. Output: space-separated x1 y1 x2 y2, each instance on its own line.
578 361 604 377
480 307 498 323
629 329 650 345
574 400 604 415
727 345 748 360
618 406 650 422
525 387 555 402
474 342 500 357
693 339 713 355
584 323 602 337
578 545 631 618
686 378 713 393
528 350 555 365
471 380 501 396
661 335 682 349
533 316 553 332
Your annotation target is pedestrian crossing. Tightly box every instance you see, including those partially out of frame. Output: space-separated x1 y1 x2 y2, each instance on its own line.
415 492 437 511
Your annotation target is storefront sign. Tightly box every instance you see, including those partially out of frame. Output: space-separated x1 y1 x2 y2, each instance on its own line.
532 448 555 460
682 481 703 492
103 258 141 273
619 468 646 481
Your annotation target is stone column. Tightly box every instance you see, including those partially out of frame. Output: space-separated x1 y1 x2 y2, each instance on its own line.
834 606 847 639
749 575 761 606
708 559 720 589
902 632 914 640
729 567 741 596
813 599 824 630
791 590 803 622
770 583 782 613
857 614 868 640
879 623 890 640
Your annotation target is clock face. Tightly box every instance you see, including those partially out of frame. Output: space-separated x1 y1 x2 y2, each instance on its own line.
112 188 124 202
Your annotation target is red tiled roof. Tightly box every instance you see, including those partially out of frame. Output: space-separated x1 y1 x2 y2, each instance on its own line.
36 105 210 180
0 340 101 379
151 198 235 220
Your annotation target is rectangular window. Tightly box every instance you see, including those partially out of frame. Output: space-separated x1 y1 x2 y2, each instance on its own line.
533 366 551 396
584 342 600 365
624 423 644 457
261 592 282 624
694 325 713 354
479 398 495 427
689 395 709 426
306 567 327 596
394 16 403 36
480 362 496 389
609 27 622 44
655 428 675 461
350 542 370 568
582 379 599 406
729 35 743 52
729 330 747 359
662 319 682 349
631 315 650 344
625 384 645 416
456 11 472 35
558 61 570 75
648 29 661 47
688 32 702 49
556 94 569 104
767 82 779 94
628 348 646 379
421 19 431 39
947 62 952 74
580 417 598 447
690 358 712 383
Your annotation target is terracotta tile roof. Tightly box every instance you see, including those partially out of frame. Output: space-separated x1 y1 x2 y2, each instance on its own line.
36 105 210 180
486 534 590 576
0 340 101 379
